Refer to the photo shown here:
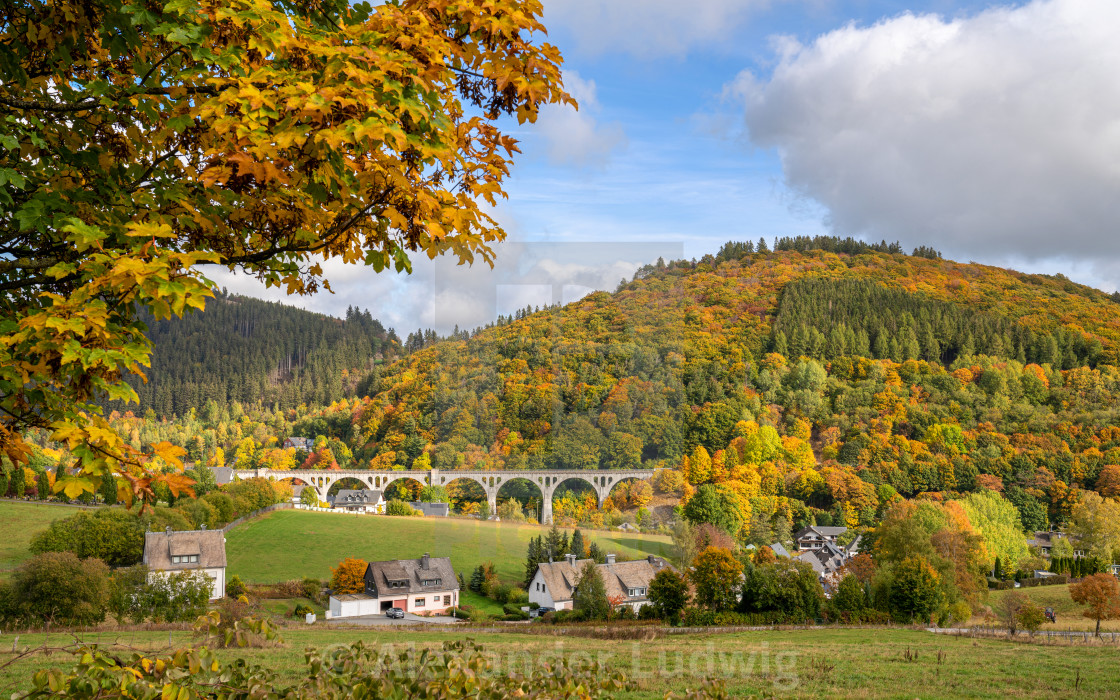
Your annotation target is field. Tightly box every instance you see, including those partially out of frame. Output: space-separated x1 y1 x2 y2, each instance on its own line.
983 584 1120 632
0 499 91 579
0 625 1116 698
225 510 675 584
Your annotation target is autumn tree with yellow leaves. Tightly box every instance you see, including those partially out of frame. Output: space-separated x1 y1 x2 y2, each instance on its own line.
0 0 571 505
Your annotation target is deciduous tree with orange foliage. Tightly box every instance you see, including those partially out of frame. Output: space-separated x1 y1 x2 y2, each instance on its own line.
330 557 369 595
1070 573 1120 637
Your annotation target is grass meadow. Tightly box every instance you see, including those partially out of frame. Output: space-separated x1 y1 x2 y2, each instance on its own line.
0 499 92 579
224 509 675 584
0 625 1116 698
981 583 1120 633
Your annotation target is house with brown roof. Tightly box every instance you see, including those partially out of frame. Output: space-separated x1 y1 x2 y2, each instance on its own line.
528 553 674 612
328 553 459 618
142 526 227 600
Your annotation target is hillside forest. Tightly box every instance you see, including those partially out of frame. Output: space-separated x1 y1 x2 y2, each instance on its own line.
13 239 1120 572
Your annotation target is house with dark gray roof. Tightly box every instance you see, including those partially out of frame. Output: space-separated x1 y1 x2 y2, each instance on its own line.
142 527 227 600
328 554 459 618
409 501 449 517
331 489 384 513
1027 530 1084 558
528 553 674 612
794 525 848 551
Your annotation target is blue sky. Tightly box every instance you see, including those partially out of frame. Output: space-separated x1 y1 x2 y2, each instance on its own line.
214 0 1120 334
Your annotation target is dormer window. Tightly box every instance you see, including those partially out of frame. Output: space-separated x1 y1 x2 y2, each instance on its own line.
172 555 199 564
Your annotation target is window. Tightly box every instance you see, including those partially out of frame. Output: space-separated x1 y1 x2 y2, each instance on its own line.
628 588 636 597
443 595 451 605
415 598 426 607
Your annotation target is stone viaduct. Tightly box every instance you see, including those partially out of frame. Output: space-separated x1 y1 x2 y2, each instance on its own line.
213 467 654 525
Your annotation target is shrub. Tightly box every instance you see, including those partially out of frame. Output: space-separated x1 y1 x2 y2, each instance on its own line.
490 583 512 604
202 492 236 524
385 500 419 517
143 571 213 622
506 587 529 606
30 508 145 567
9 552 111 627
301 577 322 601
293 603 314 617
178 498 218 530
146 506 193 533
223 477 279 513
226 574 247 598
503 604 528 618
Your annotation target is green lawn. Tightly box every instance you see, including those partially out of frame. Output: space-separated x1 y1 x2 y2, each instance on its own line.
0 499 90 578
225 510 674 585
0 626 1116 698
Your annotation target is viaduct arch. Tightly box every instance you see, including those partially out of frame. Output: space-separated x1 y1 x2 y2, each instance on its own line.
213 467 654 524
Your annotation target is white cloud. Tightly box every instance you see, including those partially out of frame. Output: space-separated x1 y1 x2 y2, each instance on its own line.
532 71 626 167
730 0 1120 267
204 239 682 335
545 0 773 58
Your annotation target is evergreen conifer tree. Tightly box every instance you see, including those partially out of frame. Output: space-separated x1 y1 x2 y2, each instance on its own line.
469 565 485 593
570 529 586 558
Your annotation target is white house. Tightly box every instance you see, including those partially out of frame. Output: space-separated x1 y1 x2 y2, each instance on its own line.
528 553 673 612
142 526 227 600
330 489 385 513
794 526 847 551
329 554 459 618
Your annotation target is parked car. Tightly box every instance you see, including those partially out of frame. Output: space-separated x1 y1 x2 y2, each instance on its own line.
385 607 405 619
536 607 555 615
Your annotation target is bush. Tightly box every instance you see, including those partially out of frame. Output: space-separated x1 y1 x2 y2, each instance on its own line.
142 571 213 622
502 604 528 619
680 608 814 627
292 603 314 617
178 498 218 530
446 606 472 620
146 506 193 533
385 500 419 517
202 492 236 524
227 574 247 598
223 477 279 513
505 587 529 606
30 508 145 567
301 577 322 602
8 552 111 627
489 583 512 604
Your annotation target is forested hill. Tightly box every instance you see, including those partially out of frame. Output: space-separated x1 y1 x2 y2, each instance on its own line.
108 291 400 417
280 241 1120 528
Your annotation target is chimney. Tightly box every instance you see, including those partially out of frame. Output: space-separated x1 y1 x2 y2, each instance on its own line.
422 553 430 570
606 553 616 565
648 554 657 567
200 523 207 531
565 553 577 565
165 526 172 535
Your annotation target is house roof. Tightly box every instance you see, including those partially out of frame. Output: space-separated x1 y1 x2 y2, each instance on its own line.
768 543 790 558
143 528 226 571
365 555 458 596
795 526 847 540
535 555 674 604
332 489 383 505
409 501 449 516
794 550 827 575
